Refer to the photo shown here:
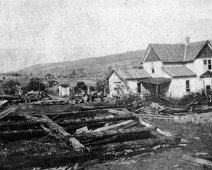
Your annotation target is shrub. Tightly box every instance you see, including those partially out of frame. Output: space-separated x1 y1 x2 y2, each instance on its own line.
23 77 45 93
74 81 87 92
2 80 20 95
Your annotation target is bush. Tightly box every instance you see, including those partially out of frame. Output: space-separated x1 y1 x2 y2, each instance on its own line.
2 80 20 95
177 90 209 106
74 81 87 92
23 77 45 93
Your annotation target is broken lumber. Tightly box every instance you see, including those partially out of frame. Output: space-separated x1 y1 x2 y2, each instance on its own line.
77 127 155 138
60 115 135 125
89 120 137 133
0 100 8 109
92 136 181 152
0 106 17 120
82 127 155 146
23 114 86 151
41 115 87 151
121 109 172 137
180 154 212 168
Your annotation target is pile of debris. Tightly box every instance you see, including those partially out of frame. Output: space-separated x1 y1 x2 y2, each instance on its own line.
134 100 212 124
0 105 183 169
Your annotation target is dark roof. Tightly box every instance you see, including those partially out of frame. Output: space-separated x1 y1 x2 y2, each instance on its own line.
144 40 212 63
59 84 70 87
185 41 208 61
162 66 197 78
200 71 212 78
140 77 171 85
150 44 185 62
114 68 151 80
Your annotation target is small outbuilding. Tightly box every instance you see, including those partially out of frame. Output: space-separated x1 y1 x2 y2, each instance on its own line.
59 84 70 96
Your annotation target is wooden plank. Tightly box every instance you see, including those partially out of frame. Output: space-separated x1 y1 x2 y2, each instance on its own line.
122 109 172 137
23 114 87 151
181 154 212 167
0 106 17 120
88 120 137 133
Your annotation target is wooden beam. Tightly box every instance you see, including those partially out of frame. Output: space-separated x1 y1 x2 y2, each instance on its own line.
181 154 212 168
23 114 87 151
121 109 172 137
0 106 17 120
88 120 137 133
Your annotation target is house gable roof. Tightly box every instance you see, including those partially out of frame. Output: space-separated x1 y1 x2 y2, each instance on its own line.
143 40 212 63
162 66 197 78
145 47 160 62
150 44 185 63
109 68 151 80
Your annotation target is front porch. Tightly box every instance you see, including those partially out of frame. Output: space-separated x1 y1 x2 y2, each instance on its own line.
140 77 171 96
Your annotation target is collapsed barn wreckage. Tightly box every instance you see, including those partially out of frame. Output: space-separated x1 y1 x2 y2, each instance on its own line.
0 102 187 170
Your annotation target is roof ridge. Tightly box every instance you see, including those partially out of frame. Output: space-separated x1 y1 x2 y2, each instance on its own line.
150 40 209 46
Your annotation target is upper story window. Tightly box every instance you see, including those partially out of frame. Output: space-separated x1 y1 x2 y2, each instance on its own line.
186 80 190 92
203 59 212 70
208 60 212 70
151 63 155 74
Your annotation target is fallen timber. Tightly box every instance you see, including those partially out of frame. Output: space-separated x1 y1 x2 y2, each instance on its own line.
0 105 182 170
0 137 181 170
0 106 18 120
0 114 135 130
22 114 87 151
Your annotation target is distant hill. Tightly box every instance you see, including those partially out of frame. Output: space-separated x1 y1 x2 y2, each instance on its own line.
18 50 145 79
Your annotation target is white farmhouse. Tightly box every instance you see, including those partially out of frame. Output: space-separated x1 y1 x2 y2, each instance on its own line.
108 38 212 98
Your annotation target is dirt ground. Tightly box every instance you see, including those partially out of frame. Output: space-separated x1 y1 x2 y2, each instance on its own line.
87 120 212 170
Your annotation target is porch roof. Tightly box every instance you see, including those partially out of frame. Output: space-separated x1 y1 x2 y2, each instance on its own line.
162 66 196 78
140 77 171 85
200 71 212 78
115 68 151 80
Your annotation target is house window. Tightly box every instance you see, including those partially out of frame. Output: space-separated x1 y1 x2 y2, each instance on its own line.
137 83 141 93
186 80 190 92
206 85 211 91
151 63 155 74
203 60 207 65
208 60 212 70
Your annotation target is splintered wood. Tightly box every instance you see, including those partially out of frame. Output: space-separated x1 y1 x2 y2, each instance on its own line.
0 106 17 120
0 104 182 169
22 114 86 151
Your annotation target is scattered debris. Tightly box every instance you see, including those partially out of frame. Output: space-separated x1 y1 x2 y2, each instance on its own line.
0 104 181 169
180 154 212 168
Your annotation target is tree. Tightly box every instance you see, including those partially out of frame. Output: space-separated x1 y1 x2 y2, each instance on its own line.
74 81 87 92
23 77 45 93
2 80 20 95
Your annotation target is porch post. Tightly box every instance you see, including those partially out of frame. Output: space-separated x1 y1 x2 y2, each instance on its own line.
156 84 159 100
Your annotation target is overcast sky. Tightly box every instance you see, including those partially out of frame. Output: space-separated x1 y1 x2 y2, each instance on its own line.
0 0 212 72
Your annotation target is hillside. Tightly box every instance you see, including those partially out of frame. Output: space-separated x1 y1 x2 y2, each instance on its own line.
18 50 145 78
